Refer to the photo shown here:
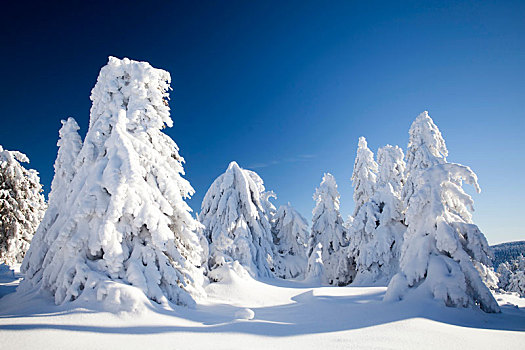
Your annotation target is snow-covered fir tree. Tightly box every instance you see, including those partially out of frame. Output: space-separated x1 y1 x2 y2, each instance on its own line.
309 173 353 285
384 111 500 313
350 141 406 286
0 146 46 265
508 270 525 297
497 255 525 296
497 261 513 290
22 117 82 282
351 137 378 215
199 161 275 280
348 137 379 284
49 118 83 203
271 203 308 279
20 57 205 310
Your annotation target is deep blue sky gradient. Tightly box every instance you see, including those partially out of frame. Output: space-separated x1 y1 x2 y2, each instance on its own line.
1 1 523 244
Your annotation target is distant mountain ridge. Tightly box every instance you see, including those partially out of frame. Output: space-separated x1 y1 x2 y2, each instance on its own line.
491 241 525 267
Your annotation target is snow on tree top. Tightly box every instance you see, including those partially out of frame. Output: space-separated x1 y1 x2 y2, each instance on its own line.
406 111 448 172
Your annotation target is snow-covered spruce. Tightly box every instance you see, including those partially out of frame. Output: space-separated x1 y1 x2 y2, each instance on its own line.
384 111 500 313
0 146 46 265
271 203 308 279
199 161 275 280
351 137 378 215
22 118 82 280
497 255 525 297
350 140 406 286
508 271 525 297
20 57 205 310
308 173 353 285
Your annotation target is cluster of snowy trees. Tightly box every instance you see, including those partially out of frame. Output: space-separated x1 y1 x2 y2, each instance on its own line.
0 56 504 314
497 255 525 297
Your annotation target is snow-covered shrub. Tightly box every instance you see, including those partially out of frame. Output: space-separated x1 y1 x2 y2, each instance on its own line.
384 111 500 313
271 203 308 279
22 117 82 279
308 173 353 285
350 140 406 286
20 57 205 310
0 146 46 265
199 161 275 280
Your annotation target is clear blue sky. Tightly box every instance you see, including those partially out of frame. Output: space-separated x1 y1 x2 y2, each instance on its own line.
1 1 523 244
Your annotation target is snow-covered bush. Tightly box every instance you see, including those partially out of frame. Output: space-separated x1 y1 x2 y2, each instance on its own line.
308 173 353 285
384 111 500 313
22 118 82 279
20 57 205 310
0 146 46 265
199 161 275 280
350 140 406 286
271 203 308 279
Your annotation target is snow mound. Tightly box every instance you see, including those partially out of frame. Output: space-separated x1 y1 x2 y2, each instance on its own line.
234 308 255 320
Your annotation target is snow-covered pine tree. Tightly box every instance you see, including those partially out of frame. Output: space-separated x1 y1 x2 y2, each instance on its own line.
0 146 46 265
309 173 353 285
199 161 275 280
351 141 406 286
271 203 308 279
20 57 205 310
384 111 500 313
508 271 525 297
22 117 82 282
351 137 378 215
497 261 513 290
497 255 525 296
348 137 379 284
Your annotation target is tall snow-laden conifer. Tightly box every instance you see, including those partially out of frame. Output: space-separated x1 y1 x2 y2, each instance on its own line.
20 57 205 310
348 137 379 283
271 203 308 279
384 111 500 313
309 173 353 285
22 117 82 281
199 161 275 279
0 146 46 265
351 137 378 216
350 140 406 285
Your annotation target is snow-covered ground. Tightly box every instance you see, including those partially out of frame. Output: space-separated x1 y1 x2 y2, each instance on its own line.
0 265 524 350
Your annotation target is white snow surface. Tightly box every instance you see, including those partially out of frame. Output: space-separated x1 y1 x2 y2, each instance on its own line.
0 264 524 350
